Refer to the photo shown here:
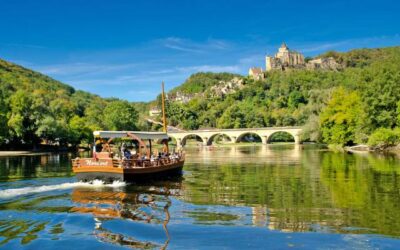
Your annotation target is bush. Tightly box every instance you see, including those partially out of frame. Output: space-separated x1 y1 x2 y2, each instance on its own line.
367 128 400 148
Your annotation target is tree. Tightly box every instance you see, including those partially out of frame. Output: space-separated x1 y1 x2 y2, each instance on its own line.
84 98 107 131
0 87 10 144
397 100 400 126
7 90 36 143
103 100 138 130
69 115 92 145
217 106 245 129
368 128 400 148
320 87 366 146
288 90 306 109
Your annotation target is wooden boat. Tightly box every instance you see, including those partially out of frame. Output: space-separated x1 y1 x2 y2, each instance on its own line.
72 82 184 182
72 131 185 182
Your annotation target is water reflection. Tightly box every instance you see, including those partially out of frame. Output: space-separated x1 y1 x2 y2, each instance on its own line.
0 153 81 181
0 145 400 249
186 144 303 165
70 182 180 249
182 146 400 236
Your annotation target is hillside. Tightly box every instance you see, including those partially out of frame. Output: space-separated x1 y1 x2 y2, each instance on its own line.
156 46 400 146
2 46 400 149
169 72 241 94
0 59 139 149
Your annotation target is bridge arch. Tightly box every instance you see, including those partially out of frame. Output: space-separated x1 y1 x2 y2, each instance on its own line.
181 134 204 147
267 131 297 144
235 132 263 144
207 133 233 146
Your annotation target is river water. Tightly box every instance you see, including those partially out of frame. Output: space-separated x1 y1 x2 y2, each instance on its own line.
0 145 400 249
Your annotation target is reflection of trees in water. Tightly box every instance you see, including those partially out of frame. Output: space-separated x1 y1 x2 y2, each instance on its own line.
2 148 400 240
0 219 48 246
319 152 400 236
185 144 302 165
0 193 69 246
0 218 64 246
182 148 400 235
70 182 180 249
0 154 74 181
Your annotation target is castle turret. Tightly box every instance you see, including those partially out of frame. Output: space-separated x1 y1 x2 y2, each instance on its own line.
265 43 305 71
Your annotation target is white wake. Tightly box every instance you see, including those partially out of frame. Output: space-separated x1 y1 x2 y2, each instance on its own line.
0 180 126 199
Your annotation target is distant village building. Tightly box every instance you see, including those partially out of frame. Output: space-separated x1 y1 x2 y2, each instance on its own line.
210 77 245 97
166 92 194 104
265 43 305 71
248 67 264 80
149 107 161 117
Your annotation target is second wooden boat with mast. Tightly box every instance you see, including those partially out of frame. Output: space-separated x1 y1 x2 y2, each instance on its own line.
72 82 184 182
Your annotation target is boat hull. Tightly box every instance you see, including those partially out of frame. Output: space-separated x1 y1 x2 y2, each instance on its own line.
73 160 184 183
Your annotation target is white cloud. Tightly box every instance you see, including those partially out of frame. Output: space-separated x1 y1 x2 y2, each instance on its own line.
177 65 241 73
16 34 400 102
35 62 138 76
158 37 231 54
297 34 400 54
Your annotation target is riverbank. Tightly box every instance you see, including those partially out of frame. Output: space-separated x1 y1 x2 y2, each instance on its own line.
0 151 53 157
342 144 400 155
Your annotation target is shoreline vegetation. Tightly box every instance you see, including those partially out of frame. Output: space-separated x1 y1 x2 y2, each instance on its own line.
0 139 400 157
1 46 400 153
1 142 399 158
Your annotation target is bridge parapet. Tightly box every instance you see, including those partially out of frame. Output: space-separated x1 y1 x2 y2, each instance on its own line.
168 127 303 147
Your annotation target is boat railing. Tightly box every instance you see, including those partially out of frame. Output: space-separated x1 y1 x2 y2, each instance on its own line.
116 154 183 169
73 153 183 169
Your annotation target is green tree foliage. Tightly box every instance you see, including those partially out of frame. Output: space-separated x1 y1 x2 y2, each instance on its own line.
160 47 400 147
320 87 365 146
0 59 139 148
170 72 240 94
103 100 138 130
367 128 400 148
2 46 400 148
397 101 400 126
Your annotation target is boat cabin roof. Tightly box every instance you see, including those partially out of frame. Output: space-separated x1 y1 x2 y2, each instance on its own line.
93 131 169 140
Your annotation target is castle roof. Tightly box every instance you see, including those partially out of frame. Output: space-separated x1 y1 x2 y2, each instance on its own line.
249 67 263 74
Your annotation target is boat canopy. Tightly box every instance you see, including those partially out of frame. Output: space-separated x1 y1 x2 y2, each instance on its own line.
93 131 169 140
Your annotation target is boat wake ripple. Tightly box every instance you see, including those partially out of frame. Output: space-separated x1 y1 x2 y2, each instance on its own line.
0 180 126 199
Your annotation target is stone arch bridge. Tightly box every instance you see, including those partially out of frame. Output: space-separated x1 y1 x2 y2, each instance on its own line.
168 127 302 148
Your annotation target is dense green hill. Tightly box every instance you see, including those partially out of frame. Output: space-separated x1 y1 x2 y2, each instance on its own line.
169 72 241 94
0 59 139 149
159 46 400 147
2 46 400 149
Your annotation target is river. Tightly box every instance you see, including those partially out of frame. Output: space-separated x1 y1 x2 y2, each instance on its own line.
0 145 400 249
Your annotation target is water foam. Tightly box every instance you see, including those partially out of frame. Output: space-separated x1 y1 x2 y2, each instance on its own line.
0 180 126 199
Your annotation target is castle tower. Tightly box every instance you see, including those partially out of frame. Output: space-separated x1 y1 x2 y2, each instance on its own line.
265 42 305 71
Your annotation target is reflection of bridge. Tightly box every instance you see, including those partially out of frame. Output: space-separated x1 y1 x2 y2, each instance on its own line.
168 127 302 147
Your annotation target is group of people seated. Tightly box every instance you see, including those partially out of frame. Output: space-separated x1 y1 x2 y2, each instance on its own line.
115 143 181 164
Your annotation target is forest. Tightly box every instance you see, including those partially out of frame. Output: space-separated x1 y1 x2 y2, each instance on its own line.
0 59 138 149
156 46 400 148
1 46 400 149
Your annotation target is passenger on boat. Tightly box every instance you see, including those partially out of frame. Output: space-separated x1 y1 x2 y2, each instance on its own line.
123 149 131 159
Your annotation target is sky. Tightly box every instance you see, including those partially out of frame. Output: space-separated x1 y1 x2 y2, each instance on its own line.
0 0 399 101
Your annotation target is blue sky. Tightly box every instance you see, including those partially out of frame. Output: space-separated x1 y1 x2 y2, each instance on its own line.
0 0 399 101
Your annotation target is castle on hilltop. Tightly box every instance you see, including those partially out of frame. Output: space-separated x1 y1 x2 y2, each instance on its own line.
248 42 340 79
266 43 305 71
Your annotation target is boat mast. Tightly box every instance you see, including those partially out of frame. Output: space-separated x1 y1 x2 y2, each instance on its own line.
161 81 168 133
161 81 169 153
